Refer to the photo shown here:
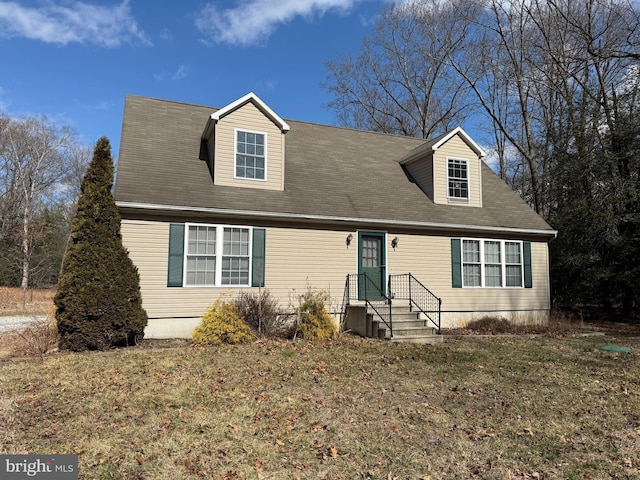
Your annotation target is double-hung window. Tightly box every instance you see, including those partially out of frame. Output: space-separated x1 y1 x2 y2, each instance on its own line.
221 227 250 285
236 130 265 180
185 224 251 287
168 224 265 288
448 158 468 199
461 239 524 287
186 225 217 286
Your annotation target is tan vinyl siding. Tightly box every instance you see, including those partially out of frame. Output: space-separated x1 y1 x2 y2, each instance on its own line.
121 219 354 324
404 156 434 199
213 102 284 190
123 219 551 336
433 134 483 207
386 233 550 323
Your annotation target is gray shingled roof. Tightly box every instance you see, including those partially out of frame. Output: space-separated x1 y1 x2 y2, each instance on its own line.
114 95 555 237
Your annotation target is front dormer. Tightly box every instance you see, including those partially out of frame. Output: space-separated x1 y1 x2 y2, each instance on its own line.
400 127 486 207
202 93 289 191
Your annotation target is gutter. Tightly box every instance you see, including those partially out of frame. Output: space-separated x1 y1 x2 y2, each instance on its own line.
116 201 558 239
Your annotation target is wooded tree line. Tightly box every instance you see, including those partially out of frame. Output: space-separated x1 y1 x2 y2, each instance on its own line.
0 113 90 289
325 0 640 312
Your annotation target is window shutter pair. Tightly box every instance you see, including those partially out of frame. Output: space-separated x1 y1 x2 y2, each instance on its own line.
450 238 532 288
167 224 265 287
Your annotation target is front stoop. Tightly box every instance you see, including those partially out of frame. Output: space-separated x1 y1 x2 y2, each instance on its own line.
344 303 442 345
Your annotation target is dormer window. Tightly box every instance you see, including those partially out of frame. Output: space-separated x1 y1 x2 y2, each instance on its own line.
448 158 468 199
236 130 266 180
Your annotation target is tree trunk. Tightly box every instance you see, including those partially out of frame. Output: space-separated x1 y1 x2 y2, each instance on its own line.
21 204 29 290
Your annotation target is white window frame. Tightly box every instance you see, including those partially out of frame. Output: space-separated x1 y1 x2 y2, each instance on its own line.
461 238 524 288
184 223 253 287
447 157 469 200
234 128 267 181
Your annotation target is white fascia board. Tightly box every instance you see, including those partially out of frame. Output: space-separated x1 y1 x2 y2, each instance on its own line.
116 201 558 239
432 126 487 158
211 92 290 132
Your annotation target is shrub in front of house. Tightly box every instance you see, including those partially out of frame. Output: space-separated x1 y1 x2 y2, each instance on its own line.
55 137 148 351
295 288 337 341
466 316 513 334
192 300 253 345
234 290 292 338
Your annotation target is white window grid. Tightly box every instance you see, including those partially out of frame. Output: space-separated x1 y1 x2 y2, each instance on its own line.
462 239 524 288
184 223 252 287
235 129 267 181
448 158 469 199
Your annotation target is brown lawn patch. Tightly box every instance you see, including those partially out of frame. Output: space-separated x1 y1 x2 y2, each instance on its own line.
0 287 55 317
1 335 639 478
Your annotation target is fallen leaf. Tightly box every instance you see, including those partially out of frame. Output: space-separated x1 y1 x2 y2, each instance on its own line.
275 439 285 446
255 459 265 473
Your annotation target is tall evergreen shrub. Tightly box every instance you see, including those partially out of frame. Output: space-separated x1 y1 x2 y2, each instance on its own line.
55 137 147 351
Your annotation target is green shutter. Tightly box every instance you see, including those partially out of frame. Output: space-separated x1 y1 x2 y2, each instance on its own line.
252 228 266 287
451 238 462 288
167 224 185 287
523 241 532 288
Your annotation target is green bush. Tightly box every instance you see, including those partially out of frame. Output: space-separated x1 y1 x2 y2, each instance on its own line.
234 290 291 338
294 288 337 341
55 137 147 351
192 300 253 345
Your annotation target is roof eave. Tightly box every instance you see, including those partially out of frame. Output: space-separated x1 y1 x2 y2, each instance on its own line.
116 201 557 240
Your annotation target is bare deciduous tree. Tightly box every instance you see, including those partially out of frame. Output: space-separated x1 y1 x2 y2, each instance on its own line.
0 114 79 289
324 0 476 138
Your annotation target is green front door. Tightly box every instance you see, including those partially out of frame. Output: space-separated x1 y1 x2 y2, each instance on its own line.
358 232 386 300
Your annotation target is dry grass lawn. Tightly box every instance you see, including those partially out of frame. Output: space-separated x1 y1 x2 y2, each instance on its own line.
1 334 639 479
0 287 55 316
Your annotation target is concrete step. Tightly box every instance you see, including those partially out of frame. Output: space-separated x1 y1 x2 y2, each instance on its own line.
392 312 421 322
391 334 443 344
392 325 438 337
391 319 429 329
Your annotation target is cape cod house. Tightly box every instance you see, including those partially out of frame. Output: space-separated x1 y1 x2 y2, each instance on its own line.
114 93 556 340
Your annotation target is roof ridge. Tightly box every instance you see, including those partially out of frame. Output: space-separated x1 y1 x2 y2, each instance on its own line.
126 94 428 144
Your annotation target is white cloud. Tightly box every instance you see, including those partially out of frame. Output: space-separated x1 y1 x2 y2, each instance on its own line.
172 64 190 80
195 0 361 46
0 0 150 47
257 79 279 90
154 64 191 82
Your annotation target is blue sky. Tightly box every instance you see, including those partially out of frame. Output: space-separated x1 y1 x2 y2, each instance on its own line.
0 0 389 155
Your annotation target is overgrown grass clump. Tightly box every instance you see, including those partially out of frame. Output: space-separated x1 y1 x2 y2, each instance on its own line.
466 316 514 333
